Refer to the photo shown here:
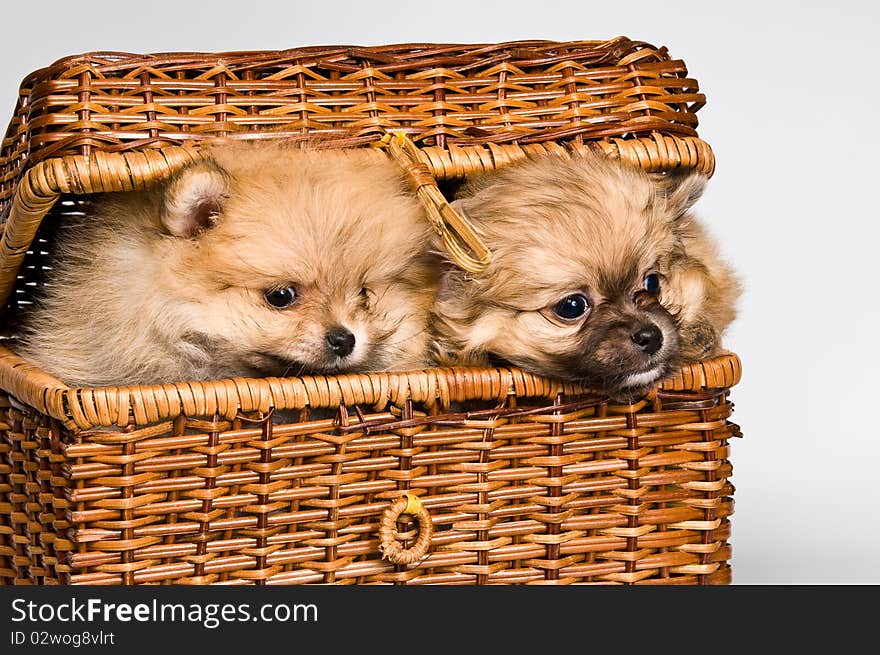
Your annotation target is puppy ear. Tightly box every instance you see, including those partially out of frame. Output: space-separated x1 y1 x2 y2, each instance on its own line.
437 264 467 301
161 159 230 237
655 169 707 219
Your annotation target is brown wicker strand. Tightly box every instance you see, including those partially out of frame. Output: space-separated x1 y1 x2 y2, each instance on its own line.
376 131 492 274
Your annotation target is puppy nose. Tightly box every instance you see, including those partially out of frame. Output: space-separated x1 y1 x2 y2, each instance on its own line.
326 327 355 357
631 325 663 355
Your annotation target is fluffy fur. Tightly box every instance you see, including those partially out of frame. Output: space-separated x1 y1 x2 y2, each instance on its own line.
16 143 438 387
432 153 741 398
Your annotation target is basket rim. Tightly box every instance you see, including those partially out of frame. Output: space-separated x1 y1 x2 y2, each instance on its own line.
0 344 741 430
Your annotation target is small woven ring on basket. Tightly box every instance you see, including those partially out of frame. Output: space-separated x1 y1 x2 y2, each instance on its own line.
378 493 434 565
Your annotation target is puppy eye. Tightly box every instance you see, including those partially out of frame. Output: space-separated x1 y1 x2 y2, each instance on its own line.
264 286 297 308
643 273 660 295
553 294 591 320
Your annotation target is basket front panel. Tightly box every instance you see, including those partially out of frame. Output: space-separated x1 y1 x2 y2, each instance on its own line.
0 396 72 584
1 388 737 585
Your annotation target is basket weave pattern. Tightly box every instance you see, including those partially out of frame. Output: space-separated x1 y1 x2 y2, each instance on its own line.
1 362 738 585
0 38 711 214
0 39 740 585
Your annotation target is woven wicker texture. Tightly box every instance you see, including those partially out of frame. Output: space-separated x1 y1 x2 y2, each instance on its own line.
0 38 710 210
0 38 740 585
0 353 739 586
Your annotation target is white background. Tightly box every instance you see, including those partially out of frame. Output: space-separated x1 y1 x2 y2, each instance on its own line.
1 0 877 583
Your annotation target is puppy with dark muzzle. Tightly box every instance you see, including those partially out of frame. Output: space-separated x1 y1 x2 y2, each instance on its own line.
431 153 741 399
16 142 438 387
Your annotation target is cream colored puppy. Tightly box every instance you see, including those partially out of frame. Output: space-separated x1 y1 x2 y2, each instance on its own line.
17 143 438 386
432 153 741 397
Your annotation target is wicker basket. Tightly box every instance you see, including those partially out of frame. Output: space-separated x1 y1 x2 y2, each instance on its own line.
0 38 741 585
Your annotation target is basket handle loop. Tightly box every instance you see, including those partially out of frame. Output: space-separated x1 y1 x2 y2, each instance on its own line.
375 131 491 275
378 493 434 565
